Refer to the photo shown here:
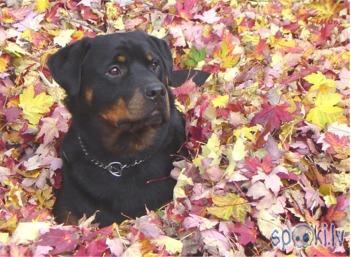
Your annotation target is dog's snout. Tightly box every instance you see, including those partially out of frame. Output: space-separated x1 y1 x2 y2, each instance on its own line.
145 84 166 100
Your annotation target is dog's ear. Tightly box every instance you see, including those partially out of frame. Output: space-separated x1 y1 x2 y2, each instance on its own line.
149 35 173 77
170 70 211 87
47 38 91 97
148 36 211 87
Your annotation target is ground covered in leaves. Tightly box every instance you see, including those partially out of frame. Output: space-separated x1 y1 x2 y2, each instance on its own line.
0 0 350 256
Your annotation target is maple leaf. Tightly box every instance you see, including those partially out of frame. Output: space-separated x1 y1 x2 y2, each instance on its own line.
4 107 21 122
257 209 283 239
4 41 28 57
307 0 343 23
211 95 229 108
35 0 50 13
232 220 257 246
323 132 349 157
251 103 293 131
37 106 69 145
194 8 221 24
12 222 50 244
18 85 54 125
183 214 218 231
207 193 250 222
0 54 10 72
213 32 240 69
252 171 283 196
306 93 345 128
106 238 124 257
305 246 338 257
184 47 206 68
304 72 336 93
176 0 196 20
198 133 222 167
201 229 231 254
53 29 75 47
152 236 183 255
38 228 80 255
85 238 108 256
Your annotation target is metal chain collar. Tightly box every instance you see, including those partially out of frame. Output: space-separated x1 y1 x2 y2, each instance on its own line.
77 135 145 177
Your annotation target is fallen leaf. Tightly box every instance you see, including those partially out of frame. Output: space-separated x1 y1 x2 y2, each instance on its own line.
18 85 54 125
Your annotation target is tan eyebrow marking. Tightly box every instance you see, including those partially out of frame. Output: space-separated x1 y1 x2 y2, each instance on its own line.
84 87 93 105
146 53 153 61
117 55 126 63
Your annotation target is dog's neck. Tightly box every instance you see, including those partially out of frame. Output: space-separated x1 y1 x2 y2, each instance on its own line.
71 116 171 163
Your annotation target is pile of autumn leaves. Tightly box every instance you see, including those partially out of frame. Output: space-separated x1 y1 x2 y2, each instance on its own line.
0 0 349 256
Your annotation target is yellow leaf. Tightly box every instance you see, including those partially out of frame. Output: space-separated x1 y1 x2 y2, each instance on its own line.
212 95 229 108
12 222 50 244
270 38 296 49
19 85 54 125
1 8 15 23
323 195 337 207
53 29 75 47
201 133 221 166
35 185 55 209
174 99 186 113
207 206 235 220
36 0 50 13
4 42 28 57
0 55 9 72
173 169 193 202
72 30 84 40
21 29 33 42
304 72 336 93
231 136 246 161
0 215 17 233
234 125 261 141
113 16 125 30
0 233 9 244
329 172 349 193
106 2 119 20
207 193 250 222
306 93 345 128
214 33 240 68
152 236 183 254
307 0 342 23
257 210 283 239
4 180 24 209
149 28 167 39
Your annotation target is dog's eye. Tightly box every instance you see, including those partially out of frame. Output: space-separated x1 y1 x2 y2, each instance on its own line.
107 66 121 77
150 60 159 72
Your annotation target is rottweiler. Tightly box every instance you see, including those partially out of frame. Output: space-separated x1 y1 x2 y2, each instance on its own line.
47 31 209 227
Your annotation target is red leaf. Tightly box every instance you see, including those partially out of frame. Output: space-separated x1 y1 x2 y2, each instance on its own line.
172 79 197 96
305 245 346 257
38 228 80 255
80 6 99 22
232 221 257 246
176 0 197 20
85 238 108 256
324 132 348 154
45 3 62 23
4 107 21 122
251 103 293 131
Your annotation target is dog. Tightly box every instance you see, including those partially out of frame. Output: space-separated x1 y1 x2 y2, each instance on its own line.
47 31 209 227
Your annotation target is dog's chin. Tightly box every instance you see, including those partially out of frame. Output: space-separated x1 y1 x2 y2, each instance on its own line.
116 110 168 132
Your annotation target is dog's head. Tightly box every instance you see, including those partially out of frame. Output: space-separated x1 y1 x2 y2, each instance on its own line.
48 31 174 131
48 31 210 154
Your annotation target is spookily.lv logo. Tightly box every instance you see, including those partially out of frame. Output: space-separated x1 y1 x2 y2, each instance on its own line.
271 223 345 250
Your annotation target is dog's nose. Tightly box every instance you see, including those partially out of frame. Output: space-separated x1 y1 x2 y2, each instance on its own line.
145 84 166 100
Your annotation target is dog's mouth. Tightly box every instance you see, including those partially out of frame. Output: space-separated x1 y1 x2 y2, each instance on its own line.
116 108 167 131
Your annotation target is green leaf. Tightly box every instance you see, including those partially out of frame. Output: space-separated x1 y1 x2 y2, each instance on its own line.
184 47 206 68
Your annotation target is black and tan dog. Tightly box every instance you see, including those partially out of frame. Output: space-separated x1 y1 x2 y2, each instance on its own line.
47 31 209 227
